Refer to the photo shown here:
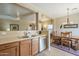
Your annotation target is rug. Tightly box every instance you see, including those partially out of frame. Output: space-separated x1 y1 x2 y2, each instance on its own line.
51 44 79 56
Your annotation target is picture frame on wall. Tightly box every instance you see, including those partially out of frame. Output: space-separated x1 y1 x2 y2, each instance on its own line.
64 24 78 28
10 24 19 31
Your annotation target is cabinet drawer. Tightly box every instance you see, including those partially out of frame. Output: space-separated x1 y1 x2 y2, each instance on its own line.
0 42 19 51
20 40 31 45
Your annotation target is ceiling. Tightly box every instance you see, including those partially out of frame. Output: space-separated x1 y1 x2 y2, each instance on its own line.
32 3 79 19
0 3 34 20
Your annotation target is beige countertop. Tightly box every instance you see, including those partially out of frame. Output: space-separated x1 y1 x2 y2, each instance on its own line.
40 35 47 37
0 36 39 45
0 34 47 45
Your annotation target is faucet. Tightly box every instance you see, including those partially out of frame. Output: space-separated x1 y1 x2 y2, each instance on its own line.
24 31 27 36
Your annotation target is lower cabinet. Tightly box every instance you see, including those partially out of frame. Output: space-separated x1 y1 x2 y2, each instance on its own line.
0 48 11 56
0 42 19 56
20 39 39 56
31 38 39 56
0 39 39 56
20 40 31 56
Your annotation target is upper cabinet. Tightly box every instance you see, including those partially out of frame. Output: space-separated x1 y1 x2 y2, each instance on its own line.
0 3 36 31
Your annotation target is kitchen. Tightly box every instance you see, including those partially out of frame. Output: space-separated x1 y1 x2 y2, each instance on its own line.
0 3 53 56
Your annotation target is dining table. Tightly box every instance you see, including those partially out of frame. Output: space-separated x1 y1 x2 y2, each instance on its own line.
53 35 79 50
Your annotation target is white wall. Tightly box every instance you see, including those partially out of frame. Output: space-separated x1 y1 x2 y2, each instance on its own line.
0 31 38 40
0 14 36 31
54 13 79 36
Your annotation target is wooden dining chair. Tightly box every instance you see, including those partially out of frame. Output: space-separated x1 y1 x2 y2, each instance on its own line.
61 32 72 49
71 38 79 50
52 31 61 45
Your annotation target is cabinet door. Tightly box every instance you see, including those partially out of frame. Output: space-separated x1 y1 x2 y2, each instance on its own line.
32 39 38 55
0 48 11 56
20 40 31 56
0 47 19 56
0 42 19 56
10 47 19 56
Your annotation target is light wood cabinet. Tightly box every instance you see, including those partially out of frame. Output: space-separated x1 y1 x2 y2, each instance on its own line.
20 39 39 56
0 48 11 56
20 40 31 56
0 42 19 56
31 38 39 56
0 38 39 56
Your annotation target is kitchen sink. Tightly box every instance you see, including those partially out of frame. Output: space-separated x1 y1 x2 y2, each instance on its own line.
21 36 29 38
18 35 38 39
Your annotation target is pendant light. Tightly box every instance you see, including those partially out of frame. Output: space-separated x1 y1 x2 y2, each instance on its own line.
67 8 70 24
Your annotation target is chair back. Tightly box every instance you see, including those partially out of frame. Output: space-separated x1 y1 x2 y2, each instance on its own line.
61 32 72 38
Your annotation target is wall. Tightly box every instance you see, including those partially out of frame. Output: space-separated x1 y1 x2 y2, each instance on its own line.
0 13 37 39
19 13 36 30
0 14 36 31
38 13 54 30
0 31 38 40
54 13 79 36
42 20 53 30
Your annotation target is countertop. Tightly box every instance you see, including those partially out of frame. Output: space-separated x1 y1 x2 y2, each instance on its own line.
0 36 39 45
0 34 47 45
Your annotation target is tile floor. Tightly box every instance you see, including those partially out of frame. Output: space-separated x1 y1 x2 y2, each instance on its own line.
37 46 75 56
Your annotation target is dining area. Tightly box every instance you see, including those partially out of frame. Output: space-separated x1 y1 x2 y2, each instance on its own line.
51 31 79 55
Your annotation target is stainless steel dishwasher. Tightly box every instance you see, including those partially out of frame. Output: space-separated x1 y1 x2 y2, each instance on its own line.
39 36 47 52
